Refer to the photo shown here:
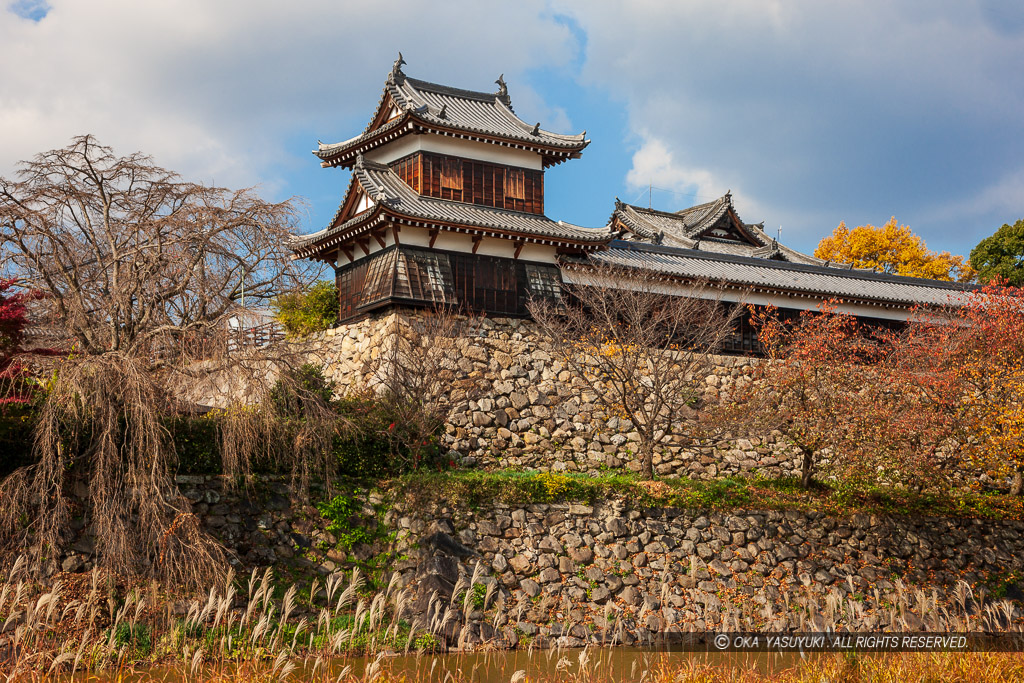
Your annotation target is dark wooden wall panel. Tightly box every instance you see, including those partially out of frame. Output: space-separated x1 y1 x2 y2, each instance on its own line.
390 152 545 215
334 246 563 322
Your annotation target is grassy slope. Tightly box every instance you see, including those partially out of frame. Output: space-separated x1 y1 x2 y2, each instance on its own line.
383 470 1024 520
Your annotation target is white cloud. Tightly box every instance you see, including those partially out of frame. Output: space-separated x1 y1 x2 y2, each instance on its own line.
625 135 721 205
920 167 1024 245
0 1 577 192
5 1 1023 253
553 0 1024 253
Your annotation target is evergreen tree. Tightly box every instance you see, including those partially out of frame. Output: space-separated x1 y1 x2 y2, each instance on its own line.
970 219 1024 286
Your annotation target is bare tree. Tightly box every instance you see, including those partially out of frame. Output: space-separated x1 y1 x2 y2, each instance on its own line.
0 135 336 586
0 135 305 356
529 264 740 479
369 308 475 470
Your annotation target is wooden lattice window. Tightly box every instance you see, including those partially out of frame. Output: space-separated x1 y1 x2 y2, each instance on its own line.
360 249 396 305
402 152 543 214
395 250 453 303
525 263 562 301
336 267 356 321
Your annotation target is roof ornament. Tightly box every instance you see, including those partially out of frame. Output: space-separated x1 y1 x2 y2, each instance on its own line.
693 237 701 250
824 260 831 268
375 186 387 202
438 104 447 119
614 196 624 211
654 231 664 245
391 52 407 82
530 122 540 136
355 152 364 167
496 74 508 98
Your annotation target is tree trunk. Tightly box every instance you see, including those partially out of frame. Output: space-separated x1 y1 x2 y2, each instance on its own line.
1012 469 1023 496
640 442 654 480
800 449 815 489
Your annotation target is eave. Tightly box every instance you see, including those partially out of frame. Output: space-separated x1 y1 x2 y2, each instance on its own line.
293 204 610 262
558 258 921 312
558 241 978 313
316 115 589 170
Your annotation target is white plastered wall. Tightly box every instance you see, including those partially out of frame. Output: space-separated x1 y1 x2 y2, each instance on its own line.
425 231 557 263
365 133 543 170
335 225 559 267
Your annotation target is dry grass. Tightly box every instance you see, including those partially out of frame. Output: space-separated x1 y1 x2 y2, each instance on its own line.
2 557 459 680
4 647 1024 682
1 553 1023 682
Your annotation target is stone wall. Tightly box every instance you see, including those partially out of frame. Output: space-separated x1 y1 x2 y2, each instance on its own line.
311 311 802 479
391 497 1023 646
86 476 1022 649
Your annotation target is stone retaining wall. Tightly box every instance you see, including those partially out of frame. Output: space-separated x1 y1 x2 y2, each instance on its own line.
388 497 1023 646
312 311 802 479
61 476 1014 649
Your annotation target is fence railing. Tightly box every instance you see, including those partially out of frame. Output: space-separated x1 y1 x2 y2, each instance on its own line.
226 321 285 351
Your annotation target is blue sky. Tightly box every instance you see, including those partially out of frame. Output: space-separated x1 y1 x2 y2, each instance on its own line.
3 1 1023 258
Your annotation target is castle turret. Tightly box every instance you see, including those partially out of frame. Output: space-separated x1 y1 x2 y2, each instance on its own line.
295 55 608 321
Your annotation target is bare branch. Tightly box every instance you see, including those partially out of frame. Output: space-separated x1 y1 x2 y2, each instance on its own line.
529 263 740 479
0 136 332 587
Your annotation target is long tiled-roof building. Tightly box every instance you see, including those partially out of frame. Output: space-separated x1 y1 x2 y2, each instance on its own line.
295 56 973 352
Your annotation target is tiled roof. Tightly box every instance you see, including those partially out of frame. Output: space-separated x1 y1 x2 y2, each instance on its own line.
568 241 975 309
695 238 770 257
315 60 589 168
293 156 612 258
611 195 823 266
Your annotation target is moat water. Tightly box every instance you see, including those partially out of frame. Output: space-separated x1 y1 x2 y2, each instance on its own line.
76 647 815 682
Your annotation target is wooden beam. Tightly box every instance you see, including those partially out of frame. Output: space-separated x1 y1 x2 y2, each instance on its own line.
357 238 370 256
727 209 759 246
392 224 401 245
340 246 354 263
513 241 525 259
472 235 483 254
372 230 387 249
428 228 439 248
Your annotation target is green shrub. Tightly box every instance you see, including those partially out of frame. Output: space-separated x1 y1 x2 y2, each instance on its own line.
164 364 448 478
167 415 221 475
109 622 152 657
471 583 487 609
272 281 339 337
316 492 380 549
333 396 396 478
270 363 337 415
333 393 449 478
0 403 37 476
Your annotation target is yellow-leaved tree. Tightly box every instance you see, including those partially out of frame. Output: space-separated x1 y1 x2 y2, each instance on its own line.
815 217 975 282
